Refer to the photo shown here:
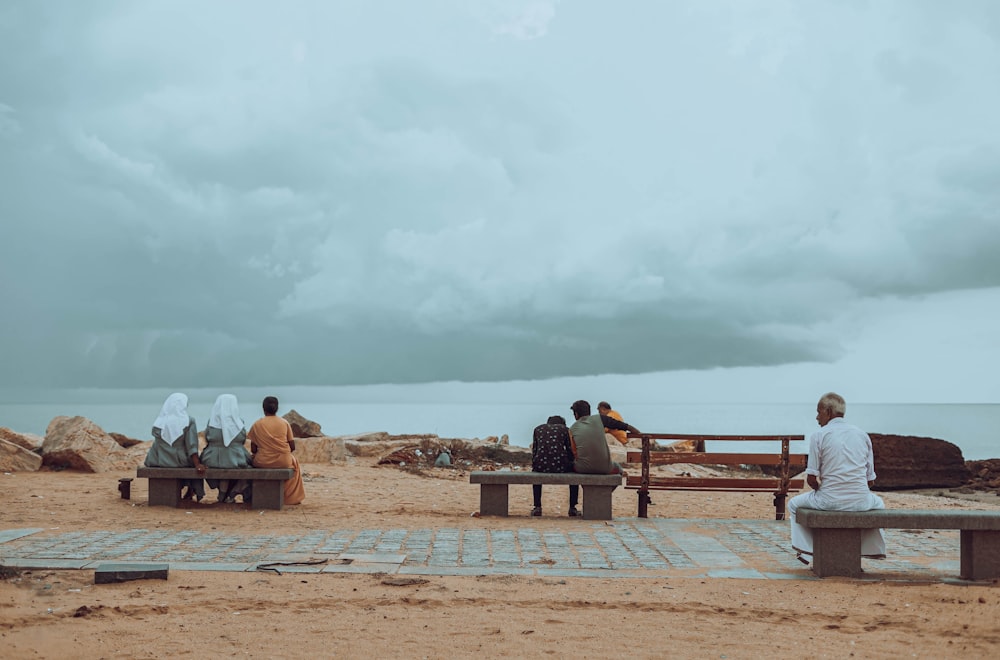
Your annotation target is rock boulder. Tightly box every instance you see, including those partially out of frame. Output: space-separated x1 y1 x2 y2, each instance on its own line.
294 436 346 463
283 410 323 438
109 432 143 448
871 433 970 490
42 416 122 472
0 438 43 472
0 427 44 452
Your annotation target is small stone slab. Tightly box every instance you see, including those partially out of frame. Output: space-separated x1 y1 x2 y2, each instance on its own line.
94 562 169 584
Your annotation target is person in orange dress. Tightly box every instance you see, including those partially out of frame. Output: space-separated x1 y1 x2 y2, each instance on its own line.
247 395 305 505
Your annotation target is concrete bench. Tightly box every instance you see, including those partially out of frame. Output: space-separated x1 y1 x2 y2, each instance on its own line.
469 471 622 520
798 508 1000 580
136 467 294 511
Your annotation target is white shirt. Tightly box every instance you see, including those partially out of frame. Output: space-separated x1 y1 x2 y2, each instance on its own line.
805 416 877 507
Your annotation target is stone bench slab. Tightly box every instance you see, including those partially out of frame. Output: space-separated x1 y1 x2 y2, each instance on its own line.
137 467 293 480
469 472 622 486
470 471 621 520
798 508 1000 530
136 467 294 511
798 508 1000 580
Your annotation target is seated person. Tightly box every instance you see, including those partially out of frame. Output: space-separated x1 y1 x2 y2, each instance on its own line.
145 392 206 502
789 392 885 564
200 393 253 504
247 395 305 505
569 399 640 476
597 401 629 446
531 415 578 517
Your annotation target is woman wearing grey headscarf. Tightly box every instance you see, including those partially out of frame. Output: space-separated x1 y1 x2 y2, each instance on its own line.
145 392 206 502
200 393 253 504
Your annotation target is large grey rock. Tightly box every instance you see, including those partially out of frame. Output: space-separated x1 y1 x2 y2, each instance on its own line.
283 410 323 438
0 427 44 452
42 416 119 472
871 434 970 490
0 438 43 472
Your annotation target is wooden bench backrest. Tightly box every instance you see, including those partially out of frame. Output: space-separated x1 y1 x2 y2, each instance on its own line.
626 451 807 467
626 434 806 473
626 433 807 519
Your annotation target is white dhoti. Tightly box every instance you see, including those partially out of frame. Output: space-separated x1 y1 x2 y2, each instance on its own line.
788 490 887 557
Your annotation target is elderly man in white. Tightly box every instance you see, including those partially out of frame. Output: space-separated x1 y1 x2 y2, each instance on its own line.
789 392 886 564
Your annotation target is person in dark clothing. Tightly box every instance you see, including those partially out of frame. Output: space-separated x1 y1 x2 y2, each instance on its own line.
530 415 578 517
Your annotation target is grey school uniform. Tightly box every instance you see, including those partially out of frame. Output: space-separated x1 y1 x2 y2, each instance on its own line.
145 417 205 500
200 426 253 503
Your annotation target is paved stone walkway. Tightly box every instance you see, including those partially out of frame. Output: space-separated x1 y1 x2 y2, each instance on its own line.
0 520 969 581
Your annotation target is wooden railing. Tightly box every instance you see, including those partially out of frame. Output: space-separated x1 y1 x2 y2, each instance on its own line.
625 433 807 520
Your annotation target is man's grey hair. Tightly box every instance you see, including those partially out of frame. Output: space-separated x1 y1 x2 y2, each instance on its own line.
818 392 846 416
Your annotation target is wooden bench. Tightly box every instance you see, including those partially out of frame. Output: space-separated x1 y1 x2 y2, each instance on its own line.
136 467 294 511
798 508 1000 580
469 471 622 520
626 434 807 520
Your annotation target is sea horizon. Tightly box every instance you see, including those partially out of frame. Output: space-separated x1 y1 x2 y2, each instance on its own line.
1 384 996 462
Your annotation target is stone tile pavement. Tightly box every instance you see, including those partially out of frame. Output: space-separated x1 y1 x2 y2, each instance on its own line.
0 520 972 582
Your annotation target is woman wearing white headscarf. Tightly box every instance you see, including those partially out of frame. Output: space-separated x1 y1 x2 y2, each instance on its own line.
145 392 206 501
200 394 253 504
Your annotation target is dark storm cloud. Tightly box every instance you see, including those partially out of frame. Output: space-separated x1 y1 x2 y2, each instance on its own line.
1 1 999 388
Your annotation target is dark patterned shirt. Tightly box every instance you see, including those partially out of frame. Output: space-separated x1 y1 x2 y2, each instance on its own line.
531 423 574 473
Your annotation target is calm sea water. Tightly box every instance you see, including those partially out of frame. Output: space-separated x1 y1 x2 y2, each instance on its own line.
0 387 996 460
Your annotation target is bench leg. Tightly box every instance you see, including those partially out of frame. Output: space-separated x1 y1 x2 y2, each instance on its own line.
147 478 181 508
960 530 1000 580
581 485 617 520
773 493 787 520
478 484 509 516
811 528 864 578
638 489 648 518
252 480 285 511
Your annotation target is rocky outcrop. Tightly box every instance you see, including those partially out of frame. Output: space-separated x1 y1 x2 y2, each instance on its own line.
958 459 1000 496
0 427 44 452
107 443 150 471
42 416 125 472
283 410 323 438
0 438 43 472
871 434 970 490
370 435 531 468
294 436 346 463
109 432 143 448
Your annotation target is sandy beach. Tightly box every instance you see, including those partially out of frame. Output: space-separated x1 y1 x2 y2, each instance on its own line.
3 458 1000 659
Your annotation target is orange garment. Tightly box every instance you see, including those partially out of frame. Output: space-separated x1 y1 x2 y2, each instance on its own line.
248 415 305 505
604 409 628 445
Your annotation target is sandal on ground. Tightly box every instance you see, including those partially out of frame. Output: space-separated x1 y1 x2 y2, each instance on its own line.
568 507 581 517
531 506 542 517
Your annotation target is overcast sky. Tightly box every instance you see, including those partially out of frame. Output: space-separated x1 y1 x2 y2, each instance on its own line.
1 1 999 401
